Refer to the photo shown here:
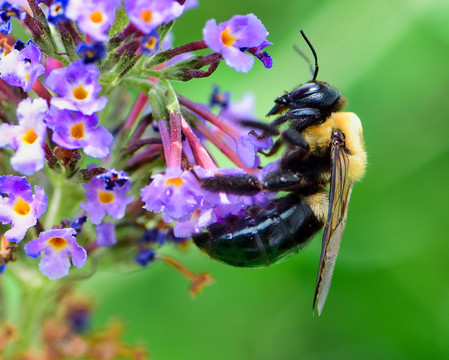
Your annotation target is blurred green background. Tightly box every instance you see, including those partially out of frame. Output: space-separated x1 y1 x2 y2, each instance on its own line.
81 0 449 359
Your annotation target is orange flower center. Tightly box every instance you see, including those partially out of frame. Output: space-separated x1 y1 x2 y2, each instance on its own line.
13 198 31 216
90 11 104 24
165 177 184 187
48 237 68 250
140 10 153 23
22 128 38 145
144 36 158 50
70 123 85 139
98 191 114 204
72 85 88 100
221 27 237 47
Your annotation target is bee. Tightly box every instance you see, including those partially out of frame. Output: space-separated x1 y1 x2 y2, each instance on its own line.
192 30 367 315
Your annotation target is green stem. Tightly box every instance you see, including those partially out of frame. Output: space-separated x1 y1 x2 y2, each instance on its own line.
45 179 62 229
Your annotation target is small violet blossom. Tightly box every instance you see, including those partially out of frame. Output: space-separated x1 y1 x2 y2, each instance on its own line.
141 167 210 223
80 169 133 225
0 98 48 175
66 0 120 42
203 14 269 72
47 0 69 24
135 248 156 267
24 228 87 280
45 108 113 158
76 42 106 64
140 30 160 55
95 222 116 247
0 40 45 91
45 59 108 116
125 0 184 34
0 176 47 243
245 40 273 69
0 1 25 34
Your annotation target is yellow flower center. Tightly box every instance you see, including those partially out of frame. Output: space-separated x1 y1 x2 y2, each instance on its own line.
48 237 68 250
165 177 184 187
98 191 114 204
72 85 88 100
144 36 158 50
22 128 38 145
221 27 237 47
70 123 85 139
13 198 31 216
140 10 153 23
90 11 104 24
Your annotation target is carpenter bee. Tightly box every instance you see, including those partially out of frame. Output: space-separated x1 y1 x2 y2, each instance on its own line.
192 30 367 315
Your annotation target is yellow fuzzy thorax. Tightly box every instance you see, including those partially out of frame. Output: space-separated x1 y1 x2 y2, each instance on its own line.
301 112 367 182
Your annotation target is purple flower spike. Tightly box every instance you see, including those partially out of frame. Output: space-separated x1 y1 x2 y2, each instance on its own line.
125 0 184 34
0 98 48 175
80 169 133 225
95 222 116 247
141 167 209 223
0 40 45 91
203 14 269 73
45 108 113 158
45 60 108 116
24 228 87 280
66 0 121 42
0 176 47 243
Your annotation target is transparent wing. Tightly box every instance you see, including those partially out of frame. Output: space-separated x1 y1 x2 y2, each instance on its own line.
313 131 354 316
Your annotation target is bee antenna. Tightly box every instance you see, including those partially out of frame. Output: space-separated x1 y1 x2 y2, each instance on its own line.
299 29 319 81
293 45 315 80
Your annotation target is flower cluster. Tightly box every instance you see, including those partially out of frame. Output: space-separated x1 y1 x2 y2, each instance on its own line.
0 0 280 343
0 0 280 356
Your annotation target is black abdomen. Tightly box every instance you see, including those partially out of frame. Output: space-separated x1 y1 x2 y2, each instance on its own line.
192 194 324 267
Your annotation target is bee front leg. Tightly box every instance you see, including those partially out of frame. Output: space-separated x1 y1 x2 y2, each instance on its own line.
200 169 307 195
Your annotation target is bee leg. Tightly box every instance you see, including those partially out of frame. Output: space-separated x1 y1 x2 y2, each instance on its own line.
270 108 320 129
285 108 322 132
201 174 263 195
240 107 320 137
261 170 304 191
201 169 307 195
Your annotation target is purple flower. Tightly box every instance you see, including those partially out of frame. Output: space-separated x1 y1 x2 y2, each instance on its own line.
203 14 269 72
209 85 230 109
0 176 47 242
0 2 26 35
48 0 69 24
246 40 273 69
0 98 48 175
71 215 87 234
80 169 133 225
141 30 160 55
173 208 216 238
135 248 156 267
24 228 87 280
212 89 273 168
45 59 108 116
125 0 184 34
45 108 113 158
76 42 106 64
66 0 120 42
95 222 116 247
141 167 209 223
0 40 45 91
